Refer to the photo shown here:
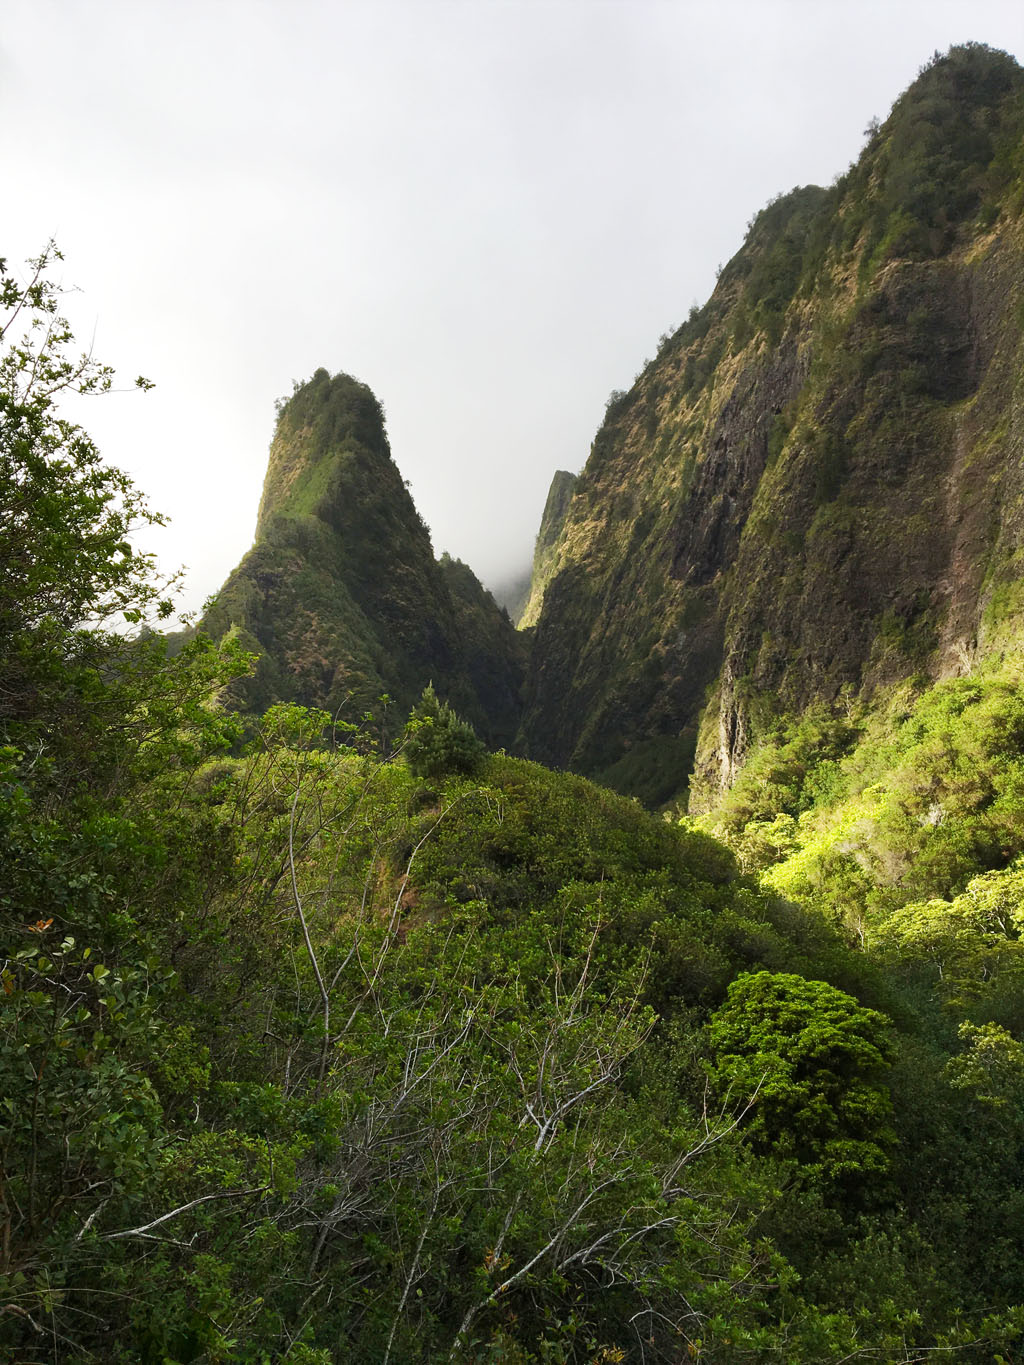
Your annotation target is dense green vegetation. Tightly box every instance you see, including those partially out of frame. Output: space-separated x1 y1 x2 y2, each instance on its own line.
8 240 1024 1363
694 662 1024 1341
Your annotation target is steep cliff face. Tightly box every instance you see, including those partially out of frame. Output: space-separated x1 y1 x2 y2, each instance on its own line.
520 45 1024 807
203 369 524 744
519 470 579 628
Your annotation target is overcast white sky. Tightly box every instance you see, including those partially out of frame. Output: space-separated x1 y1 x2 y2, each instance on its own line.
3 0 1023 616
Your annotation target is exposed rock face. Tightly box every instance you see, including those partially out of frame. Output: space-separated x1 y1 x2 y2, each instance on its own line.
203 369 524 744
519 45 1024 807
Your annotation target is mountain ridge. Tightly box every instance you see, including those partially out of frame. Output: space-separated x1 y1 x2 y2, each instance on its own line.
517 42 1024 807
199 45 1024 817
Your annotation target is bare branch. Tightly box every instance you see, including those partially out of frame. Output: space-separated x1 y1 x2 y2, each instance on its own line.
100 1187 267 1243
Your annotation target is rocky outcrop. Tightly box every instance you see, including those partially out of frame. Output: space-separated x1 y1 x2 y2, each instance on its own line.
203 369 524 744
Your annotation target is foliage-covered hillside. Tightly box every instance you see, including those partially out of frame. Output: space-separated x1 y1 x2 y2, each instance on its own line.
10 44 1024 1364
2 247 1024 1365
519 44 1024 808
8 463 1024 1362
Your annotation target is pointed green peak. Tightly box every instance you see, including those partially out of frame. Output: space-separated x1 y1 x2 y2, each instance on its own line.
256 369 392 540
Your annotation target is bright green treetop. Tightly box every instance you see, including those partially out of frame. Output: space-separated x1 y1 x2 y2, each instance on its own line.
707 970 897 1186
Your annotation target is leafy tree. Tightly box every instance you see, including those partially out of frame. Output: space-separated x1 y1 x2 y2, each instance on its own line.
707 971 897 1187
0 243 170 705
0 248 250 1354
0 243 252 786
947 1021 1024 1109
870 882 1024 1008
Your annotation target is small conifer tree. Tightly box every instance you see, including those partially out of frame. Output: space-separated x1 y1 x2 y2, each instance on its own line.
403 683 485 779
